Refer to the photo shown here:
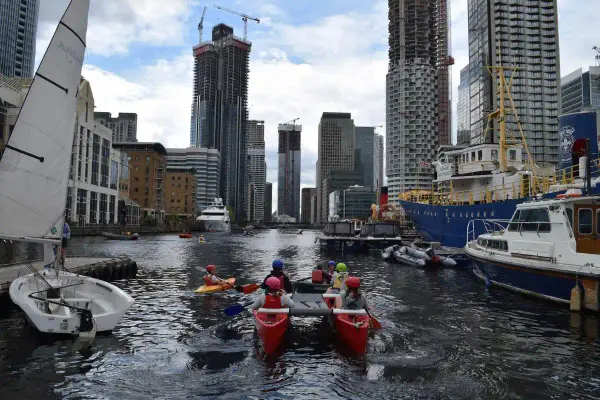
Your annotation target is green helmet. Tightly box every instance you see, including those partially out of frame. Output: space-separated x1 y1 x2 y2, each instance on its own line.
335 263 347 272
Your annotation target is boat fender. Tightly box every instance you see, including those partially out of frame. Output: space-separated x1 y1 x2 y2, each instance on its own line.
441 257 457 267
570 284 583 312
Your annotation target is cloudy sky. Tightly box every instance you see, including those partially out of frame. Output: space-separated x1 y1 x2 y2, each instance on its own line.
37 0 597 209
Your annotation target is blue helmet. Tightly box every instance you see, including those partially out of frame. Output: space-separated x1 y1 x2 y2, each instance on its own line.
272 259 284 269
328 260 336 266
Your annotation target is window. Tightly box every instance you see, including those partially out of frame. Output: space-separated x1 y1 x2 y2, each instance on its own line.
471 151 475 161
566 208 573 231
478 150 483 161
101 139 110 188
579 208 593 234
135 156 140 161
146 156 150 164
597 210 600 235
134 188 139 192
509 150 517 160
91 134 100 185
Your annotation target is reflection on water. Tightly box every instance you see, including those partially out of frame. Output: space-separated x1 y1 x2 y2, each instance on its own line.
0 229 599 399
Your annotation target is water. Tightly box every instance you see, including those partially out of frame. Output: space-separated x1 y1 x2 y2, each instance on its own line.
1 230 600 399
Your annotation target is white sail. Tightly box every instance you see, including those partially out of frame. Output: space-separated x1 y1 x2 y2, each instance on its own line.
0 0 89 241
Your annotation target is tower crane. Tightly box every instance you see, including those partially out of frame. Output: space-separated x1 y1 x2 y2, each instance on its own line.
213 4 260 41
283 118 300 125
198 6 207 43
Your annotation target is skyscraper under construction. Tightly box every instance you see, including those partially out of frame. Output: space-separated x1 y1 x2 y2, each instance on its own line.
190 23 250 221
386 0 452 200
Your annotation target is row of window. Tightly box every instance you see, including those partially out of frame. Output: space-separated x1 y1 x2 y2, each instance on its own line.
477 238 509 251
508 208 551 232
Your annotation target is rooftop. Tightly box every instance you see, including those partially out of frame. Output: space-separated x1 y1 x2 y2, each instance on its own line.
113 142 167 156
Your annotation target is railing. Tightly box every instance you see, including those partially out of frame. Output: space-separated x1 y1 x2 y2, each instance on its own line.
466 219 510 244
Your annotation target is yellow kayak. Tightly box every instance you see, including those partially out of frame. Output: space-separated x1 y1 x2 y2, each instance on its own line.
194 278 236 294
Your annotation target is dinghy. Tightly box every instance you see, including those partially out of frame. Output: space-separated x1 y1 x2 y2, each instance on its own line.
3 0 134 337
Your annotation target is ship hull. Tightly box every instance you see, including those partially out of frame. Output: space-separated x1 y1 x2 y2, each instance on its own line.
198 220 231 233
399 193 562 248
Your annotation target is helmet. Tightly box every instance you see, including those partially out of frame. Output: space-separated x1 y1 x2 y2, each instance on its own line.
266 276 281 290
346 276 360 289
206 265 216 273
328 260 336 267
335 263 347 272
272 259 284 269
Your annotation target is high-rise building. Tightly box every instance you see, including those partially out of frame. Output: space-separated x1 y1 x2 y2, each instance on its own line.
264 182 273 222
468 0 560 165
386 0 451 199
328 186 376 221
561 67 600 115
316 112 355 222
246 120 266 222
190 23 250 221
301 187 316 224
457 65 471 145
278 123 301 221
0 0 39 78
373 133 384 196
323 170 362 221
95 112 138 143
354 127 375 189
166 147 220 212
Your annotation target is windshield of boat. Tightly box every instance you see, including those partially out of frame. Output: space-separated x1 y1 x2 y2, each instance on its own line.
508 208 551 232
202 211 225 216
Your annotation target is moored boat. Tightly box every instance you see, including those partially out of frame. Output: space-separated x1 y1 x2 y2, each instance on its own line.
253 310 290 355
101 232 139 240
464 185 600 311
179 232 193 238
194 278 236 294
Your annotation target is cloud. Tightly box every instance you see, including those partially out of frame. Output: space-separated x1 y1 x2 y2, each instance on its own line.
82 53 193 148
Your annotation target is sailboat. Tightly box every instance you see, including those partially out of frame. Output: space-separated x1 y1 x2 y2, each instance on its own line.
1 0 134 336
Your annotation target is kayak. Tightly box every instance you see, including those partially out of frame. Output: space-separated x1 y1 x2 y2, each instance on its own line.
194 278 236 294
179 233 192 238
253 309 289 355
293 281 331 294
334 313 370 354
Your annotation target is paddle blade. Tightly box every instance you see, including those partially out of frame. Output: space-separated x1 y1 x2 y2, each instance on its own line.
242 283 260 294
224 303 245 316
369 316 382 330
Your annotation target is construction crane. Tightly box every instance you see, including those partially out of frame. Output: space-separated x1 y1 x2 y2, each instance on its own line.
198 6 207 43
594 46 600 66
213 4 260 41
283 118 300 125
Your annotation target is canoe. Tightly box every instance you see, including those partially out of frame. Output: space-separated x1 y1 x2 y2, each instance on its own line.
253 310 289 355
334 313 370 354
194 278 236 294
179 233 193 238
101 232 139 240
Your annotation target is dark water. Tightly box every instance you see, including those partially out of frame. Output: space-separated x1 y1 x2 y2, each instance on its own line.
1 230 600 399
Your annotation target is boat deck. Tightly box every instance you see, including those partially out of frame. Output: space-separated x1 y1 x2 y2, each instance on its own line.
0 257 118 294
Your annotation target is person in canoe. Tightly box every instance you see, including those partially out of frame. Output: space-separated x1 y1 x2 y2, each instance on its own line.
199 235 206 243
340 277 368 310
203 265 228 286
313 260 336 284
251 277 295 310
332 262 349 291
260 259 293 293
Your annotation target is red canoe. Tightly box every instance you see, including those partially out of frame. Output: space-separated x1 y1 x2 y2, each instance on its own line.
334 313 370 354
253 310 289 355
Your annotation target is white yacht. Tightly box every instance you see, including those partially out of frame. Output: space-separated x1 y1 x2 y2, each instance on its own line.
196 198 231 232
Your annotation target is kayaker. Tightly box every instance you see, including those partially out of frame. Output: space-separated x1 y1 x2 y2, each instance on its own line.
312 262 326 283
260 259 293 293
203 265 227 286
332 262 349 290
323 260 336 284
251 277 294 310
340 277 368 310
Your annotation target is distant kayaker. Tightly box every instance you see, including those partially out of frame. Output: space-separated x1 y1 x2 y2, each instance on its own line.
332 262 349 290
340 277 368 310
203 265 227 286
251 277 294 310
324 260 336 284
260 259 293 293
312 262 326 283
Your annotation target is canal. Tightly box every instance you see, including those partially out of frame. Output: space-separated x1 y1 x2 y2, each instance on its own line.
1 230 599 399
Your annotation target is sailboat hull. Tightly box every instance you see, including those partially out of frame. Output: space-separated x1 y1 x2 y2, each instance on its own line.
9 270 134 334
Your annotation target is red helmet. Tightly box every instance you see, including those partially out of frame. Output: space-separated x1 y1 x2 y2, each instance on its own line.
206 265 216 273
266 276 281 290
346 277 360 289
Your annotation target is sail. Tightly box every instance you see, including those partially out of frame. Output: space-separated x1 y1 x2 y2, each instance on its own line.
0 0 89 240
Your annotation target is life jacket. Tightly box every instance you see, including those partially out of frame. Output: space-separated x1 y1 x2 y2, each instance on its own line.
271 273 285 290
203 275 217 286
312 269 323 283
344 292 361 310
333 272 348 289
263 293 282 309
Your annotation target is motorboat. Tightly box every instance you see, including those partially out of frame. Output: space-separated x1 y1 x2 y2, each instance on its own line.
465 188 600 311
196 198 231 232
2 0 134 338
101 232 139 240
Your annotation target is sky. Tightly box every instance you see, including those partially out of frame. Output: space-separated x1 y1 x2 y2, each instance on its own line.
36 0 598 211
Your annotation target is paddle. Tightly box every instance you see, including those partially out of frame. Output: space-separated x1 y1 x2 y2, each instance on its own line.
235 283 261 294
364 307 382 329
224 301 253 317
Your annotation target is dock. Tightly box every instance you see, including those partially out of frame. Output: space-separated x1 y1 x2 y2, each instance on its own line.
0 257 137 295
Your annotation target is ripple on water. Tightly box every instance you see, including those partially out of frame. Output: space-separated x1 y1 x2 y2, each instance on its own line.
2 231 600 399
